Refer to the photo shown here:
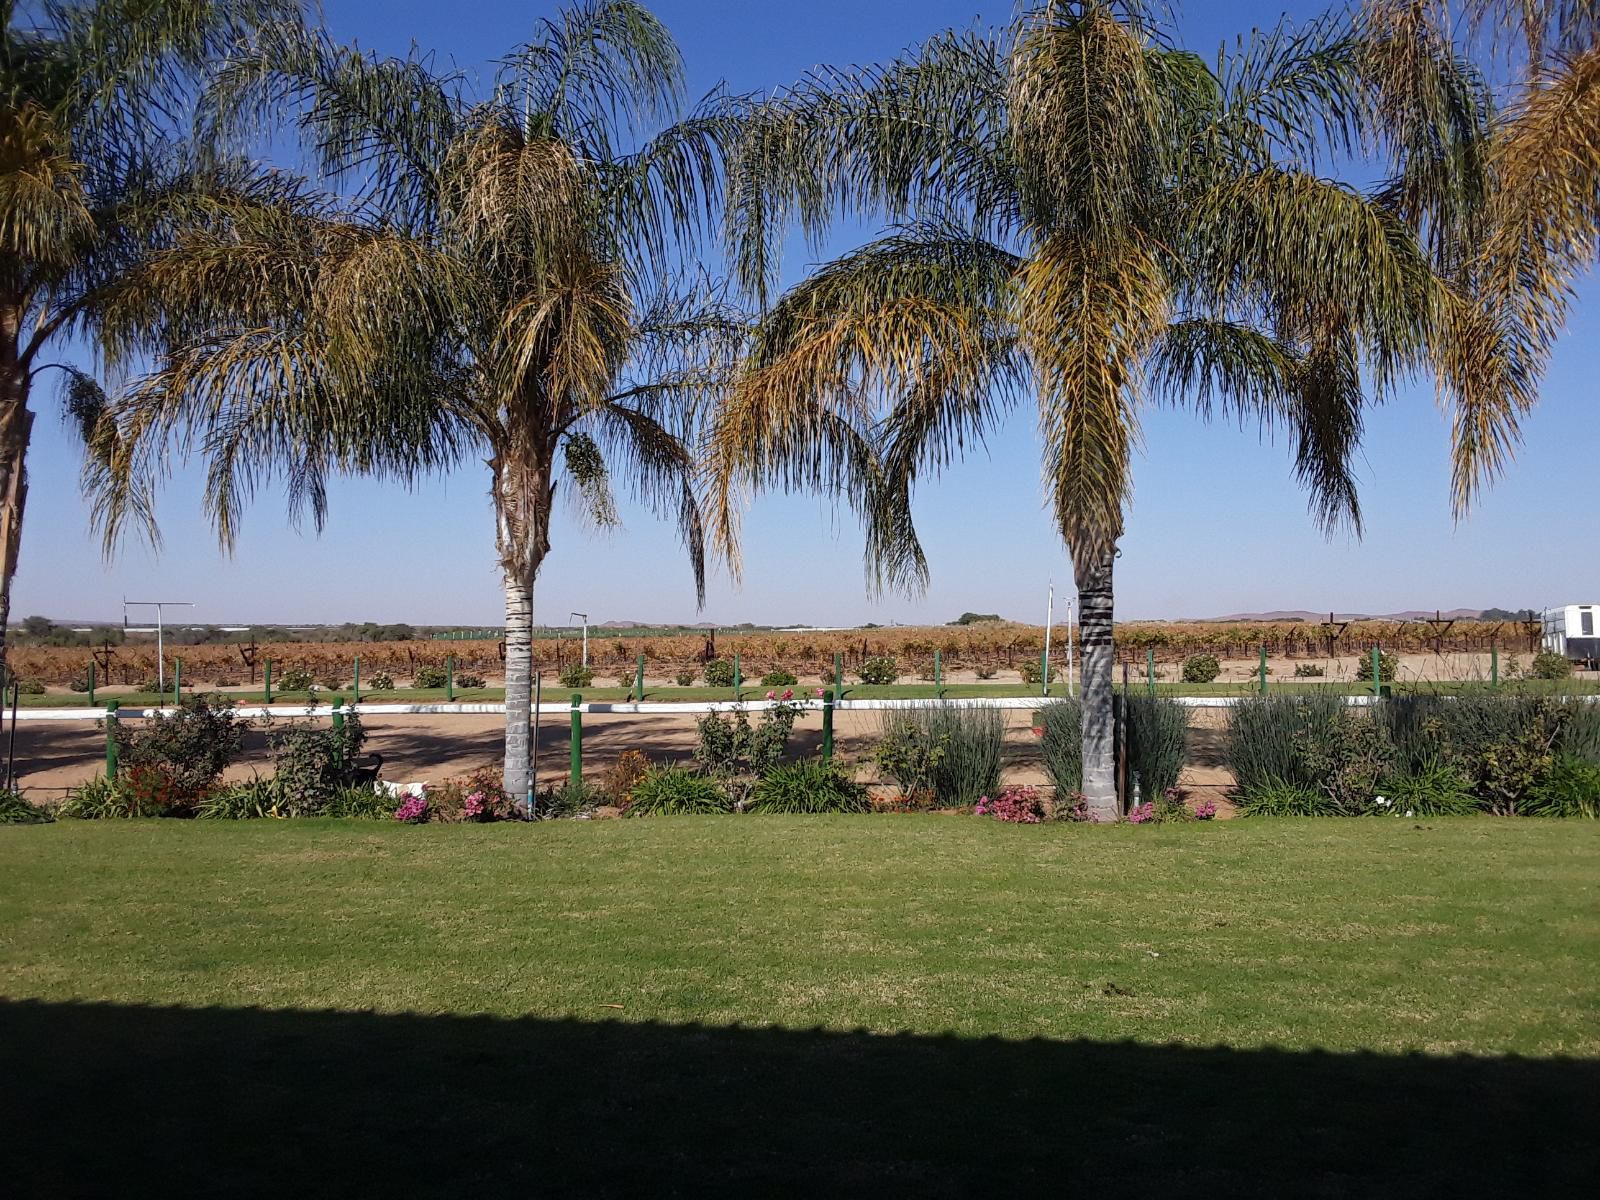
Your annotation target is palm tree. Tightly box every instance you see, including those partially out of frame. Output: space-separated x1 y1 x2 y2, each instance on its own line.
91 1 739 799
709 2 1527 819
0 0 299 686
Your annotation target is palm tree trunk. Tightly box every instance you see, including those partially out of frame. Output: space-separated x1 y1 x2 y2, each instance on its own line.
1076 544 1118 821
502 569 535 801
0 315 34 693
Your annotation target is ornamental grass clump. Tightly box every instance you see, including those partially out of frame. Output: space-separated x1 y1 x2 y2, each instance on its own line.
748 760 869 814
1038 699 1082 795
875 703 1003 808
1125 695 1187 799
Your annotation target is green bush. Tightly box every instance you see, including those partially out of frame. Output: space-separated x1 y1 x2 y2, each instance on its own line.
1523 756 1600 818
196 776 283 820
858 656 898 685
1019 657 1056 685
1530 651 1573 680
68 675 91 692
268 710 368 816
318 674 345 691
760 669 797 687
1182 655 1220 684
694 702 797 779
116 694 246 803
624 765 729 815
675 669 696 687
534 777 608 819
455 673 487 689
1124 695 1188 799
366 672 396 690
974 664 997 680
1038 699 1081 796
1227 694 1346 795
1376 759 1479 817
703 660 735 688
875 703 1003 808
748 760 869 814
0 789 50 824
13 678 46 694
1236 777 1330 817
414 664 449 688
1293 662 1325 678
326 785 397 819
1226 694 1391 813
59 776 147 819
276 666 315 692
1354 651 1398 684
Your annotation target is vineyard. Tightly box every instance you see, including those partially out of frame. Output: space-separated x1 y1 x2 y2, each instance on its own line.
7 619 1545 687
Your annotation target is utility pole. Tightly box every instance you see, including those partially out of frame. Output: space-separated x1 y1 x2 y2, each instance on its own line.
123 599 194 692
1043 582 1054 697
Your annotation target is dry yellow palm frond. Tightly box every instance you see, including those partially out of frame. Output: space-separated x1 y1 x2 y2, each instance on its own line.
1482 42 1600 351
499 251 631 416
1015 231 1169 556
0 103 93 268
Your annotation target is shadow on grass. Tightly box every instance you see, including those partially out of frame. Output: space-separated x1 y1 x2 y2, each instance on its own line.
3 1001 1594 1197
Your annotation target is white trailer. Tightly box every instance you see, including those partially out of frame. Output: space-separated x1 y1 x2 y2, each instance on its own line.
1543 604 1600 666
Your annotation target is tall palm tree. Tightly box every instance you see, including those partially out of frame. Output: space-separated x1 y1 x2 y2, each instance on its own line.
709 2 1526 819
91 1 739 799
0 0 300 686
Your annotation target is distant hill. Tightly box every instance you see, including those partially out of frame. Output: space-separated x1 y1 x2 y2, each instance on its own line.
1200 608 1490 623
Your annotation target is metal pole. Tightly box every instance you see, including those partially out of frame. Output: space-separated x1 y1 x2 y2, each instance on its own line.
1258 645 1268 696
264 657 273 703
733 654 742 701
635 653 645 701
5 683 18 793
331 697 345 770
934 649 942 697
1147 647 1156 697
1371 645 1382 698
353 655 361 703
834 652 844 699
105 701 120 780
822 689 834 760
446 656 455 701
1043 581 1054 698
87 660 95 706
156 607 165 692
173 657 181 705
569 693 583 786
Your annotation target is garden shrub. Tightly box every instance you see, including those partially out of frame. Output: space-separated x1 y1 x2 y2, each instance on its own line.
535 777 607 819
1294 708 1391 815
367 672 396 691
1235 777 1330 817
116 694 246 808
694 702 798 780
13 678 45 694
1038 699 1082 795
68 675 90 692
59 776 149 819
277 666 315 692
556 663 594 689
1355 651 1398 684
268 710 367 816
326 785 396 819
1293 662 1325 678
429 766 510 822
1376 759 1479 817
674 669 696 687
974 664 997 680
137 677 163 694
1523 756 1600 818
625 765 729 815
974 785 1045 823
748 759 869 814
0 789 50 824
1530 651 1573 680
1226 693 1346 795
318 674 345 691
455 673 488 689
196 776 284 820
1125 694 1187 799
703 660 735 688
601 749 651 807
858 656 898 685
1018 657 1055 685
760 669 798 687
874 703 1003 808
414 664 449 688
394 793 430 823
1182 654 1220 683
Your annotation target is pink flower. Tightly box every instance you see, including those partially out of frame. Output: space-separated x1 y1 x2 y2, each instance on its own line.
394 795 429 824
1127 801 1156 824
814 687 824 698
1031 726 1044 737
976 786 1045 823
782 688 794 700
765 690 776 700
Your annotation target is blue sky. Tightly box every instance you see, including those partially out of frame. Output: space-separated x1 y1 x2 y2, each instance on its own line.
15 0 1597 626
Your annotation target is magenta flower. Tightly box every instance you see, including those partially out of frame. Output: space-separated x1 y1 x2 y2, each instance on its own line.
765 690 776 700
782 688 795 700
814 687 824 698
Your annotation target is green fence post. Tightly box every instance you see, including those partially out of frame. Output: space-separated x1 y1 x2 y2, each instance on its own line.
635 653 645 702
264 658 273 703
834 652 844 699
1491 645 1499 689
1258 645 1268 696
173 657 181 705
570 693 583 786
733 654 742 701
446 656 455 701
87 660 96 706
1370 645 1382 698
934 649 943 697
353 656 361 703
1147 648 1156 697
331 696 345 769
105 701 119 780
822 689 834 760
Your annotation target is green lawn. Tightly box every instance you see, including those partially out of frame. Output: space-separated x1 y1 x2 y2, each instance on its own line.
2 818 1596 1195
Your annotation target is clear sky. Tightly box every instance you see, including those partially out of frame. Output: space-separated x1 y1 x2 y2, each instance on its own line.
15 1 1598 627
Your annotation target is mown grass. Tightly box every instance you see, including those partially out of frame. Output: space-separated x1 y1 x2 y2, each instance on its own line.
2 819 1596 1195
